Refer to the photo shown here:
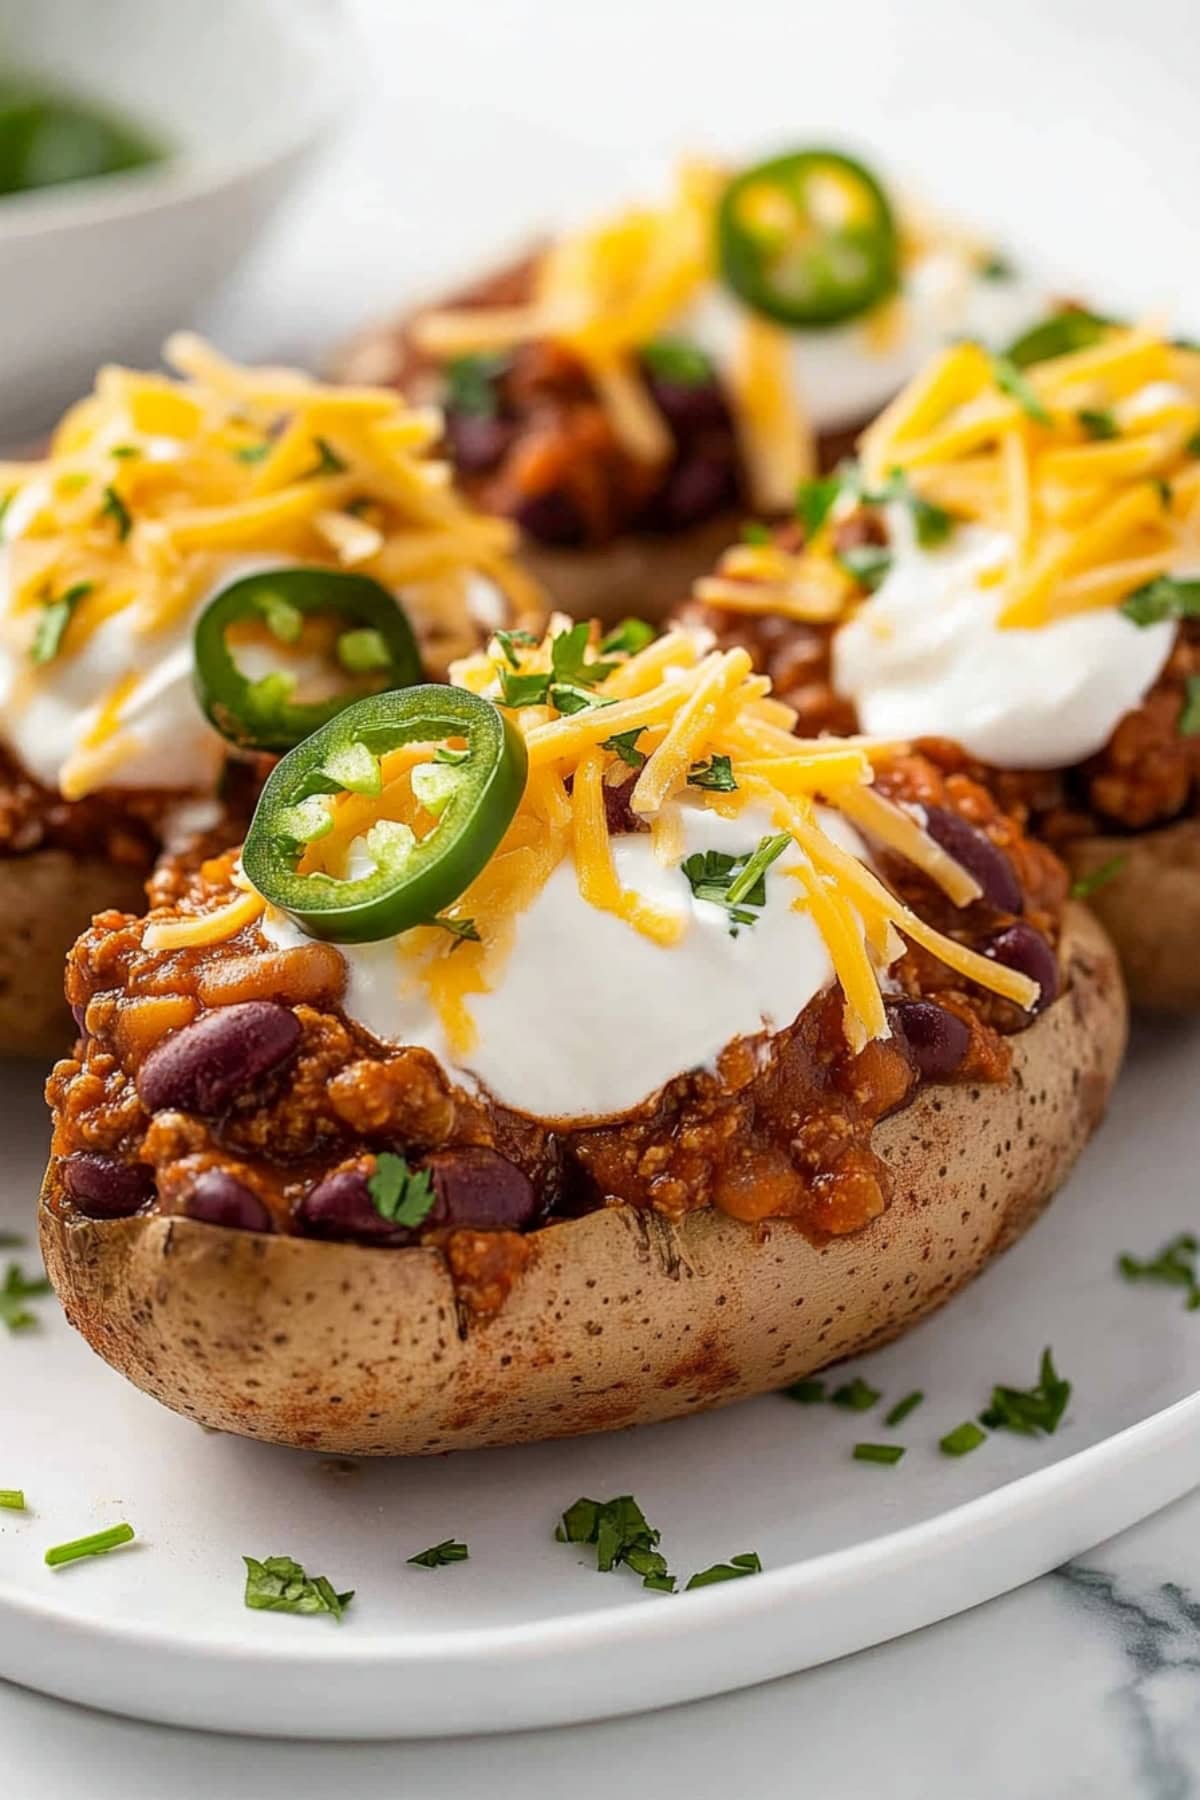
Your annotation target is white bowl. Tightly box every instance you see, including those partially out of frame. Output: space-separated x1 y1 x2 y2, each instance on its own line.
0 0 351 434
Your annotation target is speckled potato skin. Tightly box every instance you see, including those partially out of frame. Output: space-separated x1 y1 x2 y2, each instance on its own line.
1067 822 1200 1013
520 515 741 627
39 904 1125 1456
0 851 147 1058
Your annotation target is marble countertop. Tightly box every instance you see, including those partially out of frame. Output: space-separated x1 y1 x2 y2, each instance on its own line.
7 0 1200 1790
7 1488 1200 1798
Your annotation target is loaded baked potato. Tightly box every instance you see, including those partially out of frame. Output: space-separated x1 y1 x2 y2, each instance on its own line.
41 617 1125 1454
0 334 542 1053
335 149 1041 624
683 314 1200 1009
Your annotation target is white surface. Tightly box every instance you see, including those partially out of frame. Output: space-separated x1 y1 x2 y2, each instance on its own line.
263 801 867 1121
3 1019 1200 1739
6 0 1200 1785
831 503 1178 768
0 0 348 431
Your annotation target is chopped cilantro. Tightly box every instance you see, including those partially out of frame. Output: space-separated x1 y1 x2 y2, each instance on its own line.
852 1442 905 1465
687 754 738 793
429 914 480 946
830 1377 881 1413
641 337 715 387
493 627 539 669
685 1552 762 1589
1188 429 1200 459
979 1347 1070 1436
1077 407 1118 440
233 441 271 464
99 483 132 540
0 1261 51 1332
601 728 647 770
884 1390 924 1427
444 352 509 419
1121 575 1200 627
991 354 1052 426
782 1378 826 1404
303 436 348 479
408 1539 469 1568
30 581 93 664
498 667 551 708
0 492 12 539
740 520 772 545
110 444 140 460
1070 854 1127 899
980 253 1015 281
45 1524 135 1568
682 834 789 934
367 1152 436 1228
795 474 843 539
1005 309 1114 369
243 1554 353 1620
940 1421 987 1457
550 681 614 716
555 1495 675 1592
599 617 656 656
836 543 892 591
550 620 618 689
1118 1232 1200 1311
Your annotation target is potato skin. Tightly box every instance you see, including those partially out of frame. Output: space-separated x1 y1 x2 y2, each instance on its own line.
40 905 1125 1456
1066 821 1200 1013
0 850 147 1058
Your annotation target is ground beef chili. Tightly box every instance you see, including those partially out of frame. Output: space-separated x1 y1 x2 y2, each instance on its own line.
681 513 1200 841
45 755 1065 1309
355 255 748 550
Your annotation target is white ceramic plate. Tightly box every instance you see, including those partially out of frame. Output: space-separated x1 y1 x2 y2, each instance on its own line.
2 1020 1199 1739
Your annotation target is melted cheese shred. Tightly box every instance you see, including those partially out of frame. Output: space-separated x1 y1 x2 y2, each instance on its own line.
697 320 1200 652
169 619 1042 1063
0 335 542 798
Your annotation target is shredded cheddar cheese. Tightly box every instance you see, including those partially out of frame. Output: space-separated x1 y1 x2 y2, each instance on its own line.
168 619 1041 1062
697 320 1200 635
0 336 543 798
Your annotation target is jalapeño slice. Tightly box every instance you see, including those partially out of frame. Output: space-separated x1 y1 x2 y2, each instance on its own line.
717 149 899 329
193 567 423 753
242 686 527 944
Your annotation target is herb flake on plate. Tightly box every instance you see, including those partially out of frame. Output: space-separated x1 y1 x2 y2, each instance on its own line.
243 1554 353 1620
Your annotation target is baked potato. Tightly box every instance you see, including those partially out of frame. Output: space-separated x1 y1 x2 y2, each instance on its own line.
682 315 1200 1012
0 333 542 1055
334 150 1039 624
40 621 1124 1454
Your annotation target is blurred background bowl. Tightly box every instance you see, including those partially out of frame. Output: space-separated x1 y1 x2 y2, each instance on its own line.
0 0 350 434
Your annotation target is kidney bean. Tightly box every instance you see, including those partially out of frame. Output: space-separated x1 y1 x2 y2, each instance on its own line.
649 452 738 531
643 374 731 437
602 771 649 836
922 806 1023 915
446 412 515 474
423 1147 538 1231
297 1167 413 1247
982 922 1059 1014
136 1001 301 1118
514 487 586 546
886 999 971 1081
185 1170 273 1233
62 1152 154 1220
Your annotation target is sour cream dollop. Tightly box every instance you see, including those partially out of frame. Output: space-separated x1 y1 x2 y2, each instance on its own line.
676 249 1044 435
831 506 1177 769
262 801 873 1122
